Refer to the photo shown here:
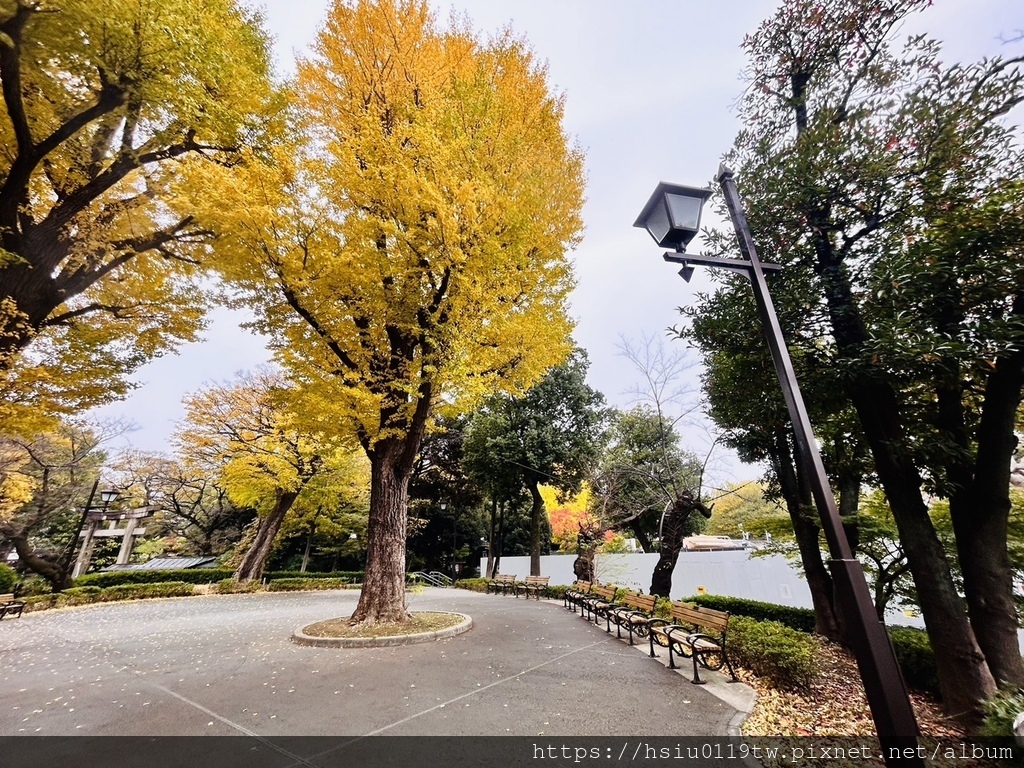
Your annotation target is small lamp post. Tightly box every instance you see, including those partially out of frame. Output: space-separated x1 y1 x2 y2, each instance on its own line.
635 166 921 766
70 483 121 578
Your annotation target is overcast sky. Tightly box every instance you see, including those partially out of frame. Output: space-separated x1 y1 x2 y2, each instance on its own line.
90 0 1023 488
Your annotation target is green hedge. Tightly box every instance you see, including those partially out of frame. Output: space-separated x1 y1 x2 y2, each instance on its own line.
74 569 364 589
215 579 261 594
0 563 17 593
728 615 820 690
98 582 196 601
24 581 196 611
887 626 939 694
454 578 489 593
75 569 234 588
681 594 817 633
266 570 363 582
266 578 353 591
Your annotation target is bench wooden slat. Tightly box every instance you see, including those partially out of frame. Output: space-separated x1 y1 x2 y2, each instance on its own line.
516 575 549 600
486 574 518 595
607 591 658 644
647 601 735 684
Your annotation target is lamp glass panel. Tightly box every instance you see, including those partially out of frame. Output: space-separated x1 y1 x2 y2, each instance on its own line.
666 192 703 231
100 490 118 504
644 198 672 245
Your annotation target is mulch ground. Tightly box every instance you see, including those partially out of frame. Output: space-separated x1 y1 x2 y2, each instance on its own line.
738 642 1008 768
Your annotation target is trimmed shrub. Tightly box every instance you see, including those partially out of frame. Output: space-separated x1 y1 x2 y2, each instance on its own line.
546 584 567 601
23 594 58 612
728 615 820 690
215 579 261 594
454 578 489 593
0 563 18 593
887 626 939 694
266 578 350 592
683 594 816 633
266 570 362 582
980 688 1024 737
75 569 233 588
56 586 103 607
98 582 195 601
17 576 54 596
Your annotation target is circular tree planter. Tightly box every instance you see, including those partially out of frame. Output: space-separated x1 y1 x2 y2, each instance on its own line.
291 611 472 648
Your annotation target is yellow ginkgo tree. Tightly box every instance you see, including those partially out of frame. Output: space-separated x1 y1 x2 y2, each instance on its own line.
199 0 585 624
174 368 367 583
0 0 280 433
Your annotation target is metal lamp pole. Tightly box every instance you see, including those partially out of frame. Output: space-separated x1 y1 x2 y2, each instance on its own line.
638 165 922 766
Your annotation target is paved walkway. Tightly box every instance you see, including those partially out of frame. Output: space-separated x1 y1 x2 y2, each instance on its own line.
0 588 753 738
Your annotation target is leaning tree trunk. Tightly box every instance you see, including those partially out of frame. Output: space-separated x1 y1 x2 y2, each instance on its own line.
772 428 842 641
350 438 413 626
9 533 73 591
528 481 544 577
848 372 997 730
951 342 1024 689
234 489 300 583
812 229 997 730
650 496 707 597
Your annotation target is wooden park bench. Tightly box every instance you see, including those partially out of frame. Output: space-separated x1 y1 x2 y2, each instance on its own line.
564 580 591 612
581 583 618 626
515 575 549 600
607 591 658 645
0 593 25 620
648 601 736 684
485 574 517 596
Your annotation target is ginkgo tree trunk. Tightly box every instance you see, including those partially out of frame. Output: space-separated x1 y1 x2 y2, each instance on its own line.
196 0 585 624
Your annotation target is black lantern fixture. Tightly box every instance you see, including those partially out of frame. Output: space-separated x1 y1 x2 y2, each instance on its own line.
633 181 712 253
634 165 922 768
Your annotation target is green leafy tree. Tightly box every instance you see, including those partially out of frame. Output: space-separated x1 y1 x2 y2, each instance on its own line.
690 0 1024 725
463 350 607 576
702 482 788 539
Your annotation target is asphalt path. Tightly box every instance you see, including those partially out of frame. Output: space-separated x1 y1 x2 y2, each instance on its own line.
0 588 742 738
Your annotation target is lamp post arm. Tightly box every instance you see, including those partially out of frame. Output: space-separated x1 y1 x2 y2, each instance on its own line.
662 252 783 273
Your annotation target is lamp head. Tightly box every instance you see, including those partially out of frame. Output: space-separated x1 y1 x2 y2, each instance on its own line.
634 182 712 253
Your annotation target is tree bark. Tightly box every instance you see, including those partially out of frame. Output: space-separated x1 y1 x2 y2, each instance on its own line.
234 489 300 583
9 533 73 591
650 495 709 597
350 438 413 625
815 246 996 728
528 481 544 577
951 332 1024 688
772 428 842 641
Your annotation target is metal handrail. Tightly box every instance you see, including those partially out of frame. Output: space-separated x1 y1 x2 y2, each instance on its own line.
408 571 453 587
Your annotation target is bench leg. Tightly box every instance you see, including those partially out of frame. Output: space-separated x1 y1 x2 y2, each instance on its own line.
649 633 657 659
690 652 704 684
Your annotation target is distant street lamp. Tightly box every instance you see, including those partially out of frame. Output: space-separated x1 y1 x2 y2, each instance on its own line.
70 482 121 578
635 165 921 767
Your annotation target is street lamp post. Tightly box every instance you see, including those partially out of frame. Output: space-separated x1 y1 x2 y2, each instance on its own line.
635 165 921 766
70 483 121 579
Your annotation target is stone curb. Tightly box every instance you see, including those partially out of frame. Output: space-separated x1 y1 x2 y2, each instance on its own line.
290 611 473 648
